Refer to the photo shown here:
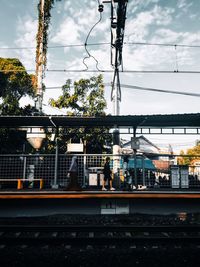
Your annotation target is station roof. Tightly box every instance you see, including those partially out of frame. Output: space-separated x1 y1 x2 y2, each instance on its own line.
0 113 200 128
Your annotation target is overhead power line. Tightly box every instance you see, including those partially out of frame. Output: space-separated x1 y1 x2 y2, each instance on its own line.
1 41 200 50
1 69 200 74
117 84 200 98
124 41 200 48
82 1 103 71
43 84 200 98
0 42 110 50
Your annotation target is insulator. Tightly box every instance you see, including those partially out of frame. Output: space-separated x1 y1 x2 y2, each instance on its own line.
98 4 104 12
111 21 117 28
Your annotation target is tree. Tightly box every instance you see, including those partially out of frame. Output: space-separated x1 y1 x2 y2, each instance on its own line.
0 58 36 115
178 140 200 165
0 58 37 153
49 75 112 153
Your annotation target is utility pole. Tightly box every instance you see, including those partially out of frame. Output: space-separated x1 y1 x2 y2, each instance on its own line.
104 0 128 189
111 69 121 115
109 0 128 115
35 0 45 114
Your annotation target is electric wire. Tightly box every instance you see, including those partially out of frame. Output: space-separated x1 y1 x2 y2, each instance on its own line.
0 42 110 50
82 1 103 71
124 41 200 48
41 84 200 98
117 84 200 98
1 41 200 50
1 69 200 74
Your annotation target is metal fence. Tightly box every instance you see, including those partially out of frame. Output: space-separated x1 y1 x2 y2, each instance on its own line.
0 153 200 190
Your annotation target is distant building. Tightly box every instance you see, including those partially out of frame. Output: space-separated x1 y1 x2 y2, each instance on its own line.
121 136 175 172
121 135 161 154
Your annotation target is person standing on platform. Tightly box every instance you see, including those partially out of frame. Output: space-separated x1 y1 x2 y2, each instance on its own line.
66 156 81 191
102 157 115 191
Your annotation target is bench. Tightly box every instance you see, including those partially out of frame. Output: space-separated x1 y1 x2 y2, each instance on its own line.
0 179 44 190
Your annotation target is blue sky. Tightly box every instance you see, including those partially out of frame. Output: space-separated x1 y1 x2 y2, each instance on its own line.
0 0 200 151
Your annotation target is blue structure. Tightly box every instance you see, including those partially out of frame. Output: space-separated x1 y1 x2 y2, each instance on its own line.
110 157 155 170
128 158 155 170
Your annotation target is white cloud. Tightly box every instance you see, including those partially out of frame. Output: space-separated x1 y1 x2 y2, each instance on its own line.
122 27 200 72
125 5 174 42
177 0 193 10
152 28 200 45
15 15 37 69
152 29 181 43
128 0 159 10
69 5 109 40
51 17 81 45
189 13 197 20
0 43 13 58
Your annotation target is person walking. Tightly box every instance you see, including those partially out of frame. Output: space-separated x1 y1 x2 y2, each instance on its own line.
66 156 81 191
102 157 115 191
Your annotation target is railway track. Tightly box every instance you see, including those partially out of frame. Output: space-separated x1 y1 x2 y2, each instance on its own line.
0 224 200 246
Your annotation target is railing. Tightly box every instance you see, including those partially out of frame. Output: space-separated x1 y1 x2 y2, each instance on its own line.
0 153 200 190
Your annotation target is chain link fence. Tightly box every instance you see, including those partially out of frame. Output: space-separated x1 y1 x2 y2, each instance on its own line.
0 154 200 190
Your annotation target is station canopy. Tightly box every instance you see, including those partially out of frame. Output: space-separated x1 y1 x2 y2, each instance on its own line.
0 113 200 128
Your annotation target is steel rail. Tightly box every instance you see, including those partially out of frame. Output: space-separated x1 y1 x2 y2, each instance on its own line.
0 224 200 232
0 224 200 246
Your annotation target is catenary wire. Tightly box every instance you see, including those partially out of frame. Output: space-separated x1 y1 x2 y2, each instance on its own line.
1 41 200 50
1 69 200 74
82 1 103 71
0 42 110 50
115 84 200 98
42 84 200 98
124 41 200 48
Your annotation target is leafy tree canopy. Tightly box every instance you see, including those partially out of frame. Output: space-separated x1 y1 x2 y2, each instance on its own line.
50 75 106 116
0 58 36 115
178 140 200 165
49 75 112 153
0 58 37 153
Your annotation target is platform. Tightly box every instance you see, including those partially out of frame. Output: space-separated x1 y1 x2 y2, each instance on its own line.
1 190 200 217
0 189 200 199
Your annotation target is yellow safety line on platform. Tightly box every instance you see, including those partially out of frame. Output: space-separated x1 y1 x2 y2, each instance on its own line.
0 192 200 199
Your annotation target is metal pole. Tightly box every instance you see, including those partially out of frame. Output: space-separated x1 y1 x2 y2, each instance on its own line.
23 156 27 180
52 137 59 189
134 149 137 189
142 154 145 186
22 143 26 180
83 141 87 188
133 128 137 189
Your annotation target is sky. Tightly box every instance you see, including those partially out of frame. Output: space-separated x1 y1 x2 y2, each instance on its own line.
0 0 200 152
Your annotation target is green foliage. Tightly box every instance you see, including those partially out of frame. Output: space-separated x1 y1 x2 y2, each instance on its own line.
50 75 107 116
0 58 36 115
49 75 112 153
0 129 27 154
178 141 200 165
0 58 37 153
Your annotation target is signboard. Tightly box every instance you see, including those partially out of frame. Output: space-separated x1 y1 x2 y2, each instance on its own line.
116 200 130 214
131 137 140 150
101 200 129 214
180 166 189 188
101 200 116 214
171 166 180 188
89 173 98 186
67 143 84 152
99 173 104 186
